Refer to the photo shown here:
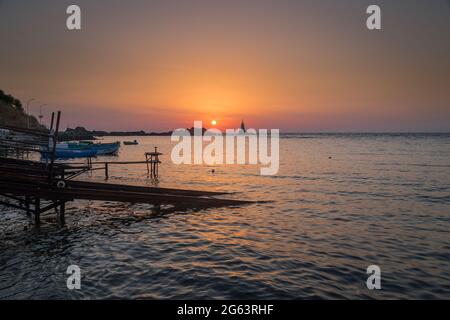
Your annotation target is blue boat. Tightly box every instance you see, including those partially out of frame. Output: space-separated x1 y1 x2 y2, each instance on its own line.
41 148 98 159
56 141 120 156
88 142 120 155
54 149 98 158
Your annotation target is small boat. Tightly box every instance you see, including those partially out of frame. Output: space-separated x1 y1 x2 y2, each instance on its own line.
123 140 138 145
88 142 120 155
41 148 98 159
55 149 98 158
56 141 120 155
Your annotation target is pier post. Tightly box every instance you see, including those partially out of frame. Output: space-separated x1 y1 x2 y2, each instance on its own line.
152 203 161 215
105 163 109 180
48 111 61 184
25 196 31 217
59 202 66 225
34 198 41 225
146 154 150 174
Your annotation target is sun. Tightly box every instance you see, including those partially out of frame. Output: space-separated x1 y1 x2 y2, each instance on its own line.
211 120 217 126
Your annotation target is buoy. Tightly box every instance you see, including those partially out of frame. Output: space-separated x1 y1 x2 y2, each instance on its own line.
56 180 67 189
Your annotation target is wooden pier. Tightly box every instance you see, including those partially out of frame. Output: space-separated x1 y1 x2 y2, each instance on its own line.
69 158 162 180
0 168 252 225
0 112 254 225
145 147 162 176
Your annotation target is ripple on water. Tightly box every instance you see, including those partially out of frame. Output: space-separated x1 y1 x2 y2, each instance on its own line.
1 135 450 299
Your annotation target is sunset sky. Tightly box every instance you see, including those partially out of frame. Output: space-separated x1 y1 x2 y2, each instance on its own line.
1 0 449 132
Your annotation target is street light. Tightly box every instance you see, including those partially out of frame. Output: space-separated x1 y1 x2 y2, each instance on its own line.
39 104 47 125
26 98 35 128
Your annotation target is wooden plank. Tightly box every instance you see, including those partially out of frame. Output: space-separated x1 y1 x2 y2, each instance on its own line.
0 157 72 169
0 155 253 214
0 181 252 208
0 170 229 196
0 124 50 137
68 180 229 196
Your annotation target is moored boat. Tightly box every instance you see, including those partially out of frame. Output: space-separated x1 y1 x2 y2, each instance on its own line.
123 140 138 145
41 148 98 159
56 141 120 155
87 142 120 155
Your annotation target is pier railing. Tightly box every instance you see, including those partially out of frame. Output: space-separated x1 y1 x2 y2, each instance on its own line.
0 111 61 182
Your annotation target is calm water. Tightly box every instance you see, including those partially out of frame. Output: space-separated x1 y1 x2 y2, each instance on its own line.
1 134 450 299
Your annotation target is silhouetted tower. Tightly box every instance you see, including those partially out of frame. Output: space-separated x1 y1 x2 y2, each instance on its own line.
240 119 246 132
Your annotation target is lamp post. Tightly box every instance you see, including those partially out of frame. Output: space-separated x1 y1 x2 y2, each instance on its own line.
26 98 35 128
39 104 47 125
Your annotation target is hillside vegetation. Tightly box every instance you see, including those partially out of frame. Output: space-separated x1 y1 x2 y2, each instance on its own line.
0 90 45 130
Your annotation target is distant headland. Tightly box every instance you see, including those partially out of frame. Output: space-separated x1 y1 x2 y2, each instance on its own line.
59 126 208 141
60 126 174 141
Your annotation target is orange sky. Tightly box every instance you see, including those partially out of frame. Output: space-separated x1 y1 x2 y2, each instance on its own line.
1 0 449 131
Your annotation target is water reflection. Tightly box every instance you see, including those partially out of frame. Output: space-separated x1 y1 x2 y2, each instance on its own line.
1 134 450 299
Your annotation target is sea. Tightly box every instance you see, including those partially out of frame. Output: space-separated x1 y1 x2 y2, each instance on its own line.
1 133 449 299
